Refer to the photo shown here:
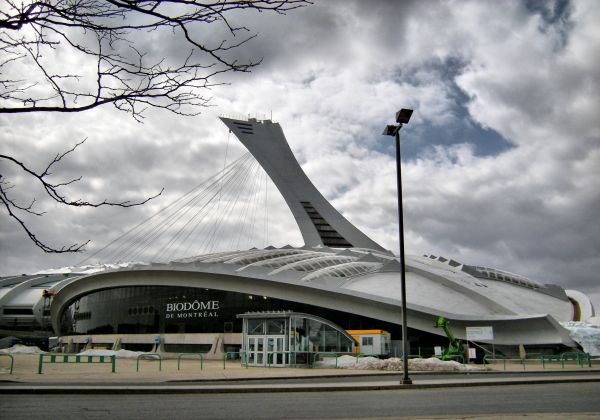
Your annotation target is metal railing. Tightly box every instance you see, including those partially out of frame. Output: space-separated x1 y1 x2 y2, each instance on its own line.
223 351 248 369
561 352 592 368
136 353 162 372
309 352 379 368
355 353 378 363
540 354 561 369
483 354 509 370
541 352 592 368
177 353 204 370
482 353 593 371
310 352 343 368
38 353 116 374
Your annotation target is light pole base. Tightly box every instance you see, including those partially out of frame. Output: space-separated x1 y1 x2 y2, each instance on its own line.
400 378 413 385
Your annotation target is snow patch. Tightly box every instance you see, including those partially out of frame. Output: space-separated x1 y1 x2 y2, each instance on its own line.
77 349 146 359
0 344 45 354
560 321 600 356
317 355 486 371
0 346 152 359
587 316 600 327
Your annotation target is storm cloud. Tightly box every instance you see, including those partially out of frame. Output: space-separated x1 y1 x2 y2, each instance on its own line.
1 0 599 307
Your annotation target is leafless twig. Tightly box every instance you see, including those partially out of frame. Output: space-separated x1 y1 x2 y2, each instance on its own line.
0 140 163 252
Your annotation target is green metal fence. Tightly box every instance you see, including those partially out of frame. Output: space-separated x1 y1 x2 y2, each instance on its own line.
310 352 343 368
560 352 592 368
482 354 530 370
309 352 379 368
540 354 561 368
136 353 162 372
223 351 248 369
38 353 116 374
177 353 204 371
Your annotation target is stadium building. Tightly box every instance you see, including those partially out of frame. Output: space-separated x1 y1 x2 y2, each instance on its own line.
0 117 595 364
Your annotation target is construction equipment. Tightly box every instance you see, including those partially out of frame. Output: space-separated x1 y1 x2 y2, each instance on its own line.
434 316 464 361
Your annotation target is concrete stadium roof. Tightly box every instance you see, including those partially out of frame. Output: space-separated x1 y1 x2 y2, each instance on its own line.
2 245 578 346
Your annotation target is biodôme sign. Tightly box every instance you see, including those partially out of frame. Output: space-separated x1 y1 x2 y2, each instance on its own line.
165 300 220 319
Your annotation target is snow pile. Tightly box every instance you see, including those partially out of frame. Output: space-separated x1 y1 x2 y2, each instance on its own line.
77 349 146 359
0 346 151 359
318 355 485 371
560 321 600 356
0 344 45 354
587 316 600 327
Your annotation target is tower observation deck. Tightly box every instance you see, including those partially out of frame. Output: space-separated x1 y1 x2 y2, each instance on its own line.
220 117 385 252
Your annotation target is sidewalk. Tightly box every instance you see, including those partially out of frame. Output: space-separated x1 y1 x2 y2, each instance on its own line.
1 354 599 394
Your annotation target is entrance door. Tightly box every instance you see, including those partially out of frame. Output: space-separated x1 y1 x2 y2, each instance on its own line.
247 336 265 366
267 335 286 367
246 335 287 366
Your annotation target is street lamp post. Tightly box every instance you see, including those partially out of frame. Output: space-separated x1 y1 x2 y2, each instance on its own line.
383 108 413 385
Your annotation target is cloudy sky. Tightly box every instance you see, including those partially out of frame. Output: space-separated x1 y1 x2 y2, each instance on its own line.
1 0 599 307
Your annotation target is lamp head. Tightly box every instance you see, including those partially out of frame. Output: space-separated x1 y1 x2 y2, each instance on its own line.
382 125 398 136
396 108 413 124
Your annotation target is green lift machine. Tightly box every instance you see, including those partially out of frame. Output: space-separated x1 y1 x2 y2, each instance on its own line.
434 316 464 361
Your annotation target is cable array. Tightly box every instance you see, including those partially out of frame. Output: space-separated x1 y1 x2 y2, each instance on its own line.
78 150 275 266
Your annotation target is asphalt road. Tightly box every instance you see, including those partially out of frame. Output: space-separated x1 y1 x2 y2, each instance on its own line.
2 382 600 419
169 370 600 385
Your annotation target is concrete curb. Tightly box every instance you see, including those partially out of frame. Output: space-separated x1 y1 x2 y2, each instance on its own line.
164 369 600 383
2 376 600 394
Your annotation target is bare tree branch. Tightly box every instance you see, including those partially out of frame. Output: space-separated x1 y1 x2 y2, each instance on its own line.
0 0 311 119
0 140 163 253
0 0 309 253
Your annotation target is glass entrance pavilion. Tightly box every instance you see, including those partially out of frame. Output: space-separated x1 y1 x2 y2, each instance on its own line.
238 311 357 367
